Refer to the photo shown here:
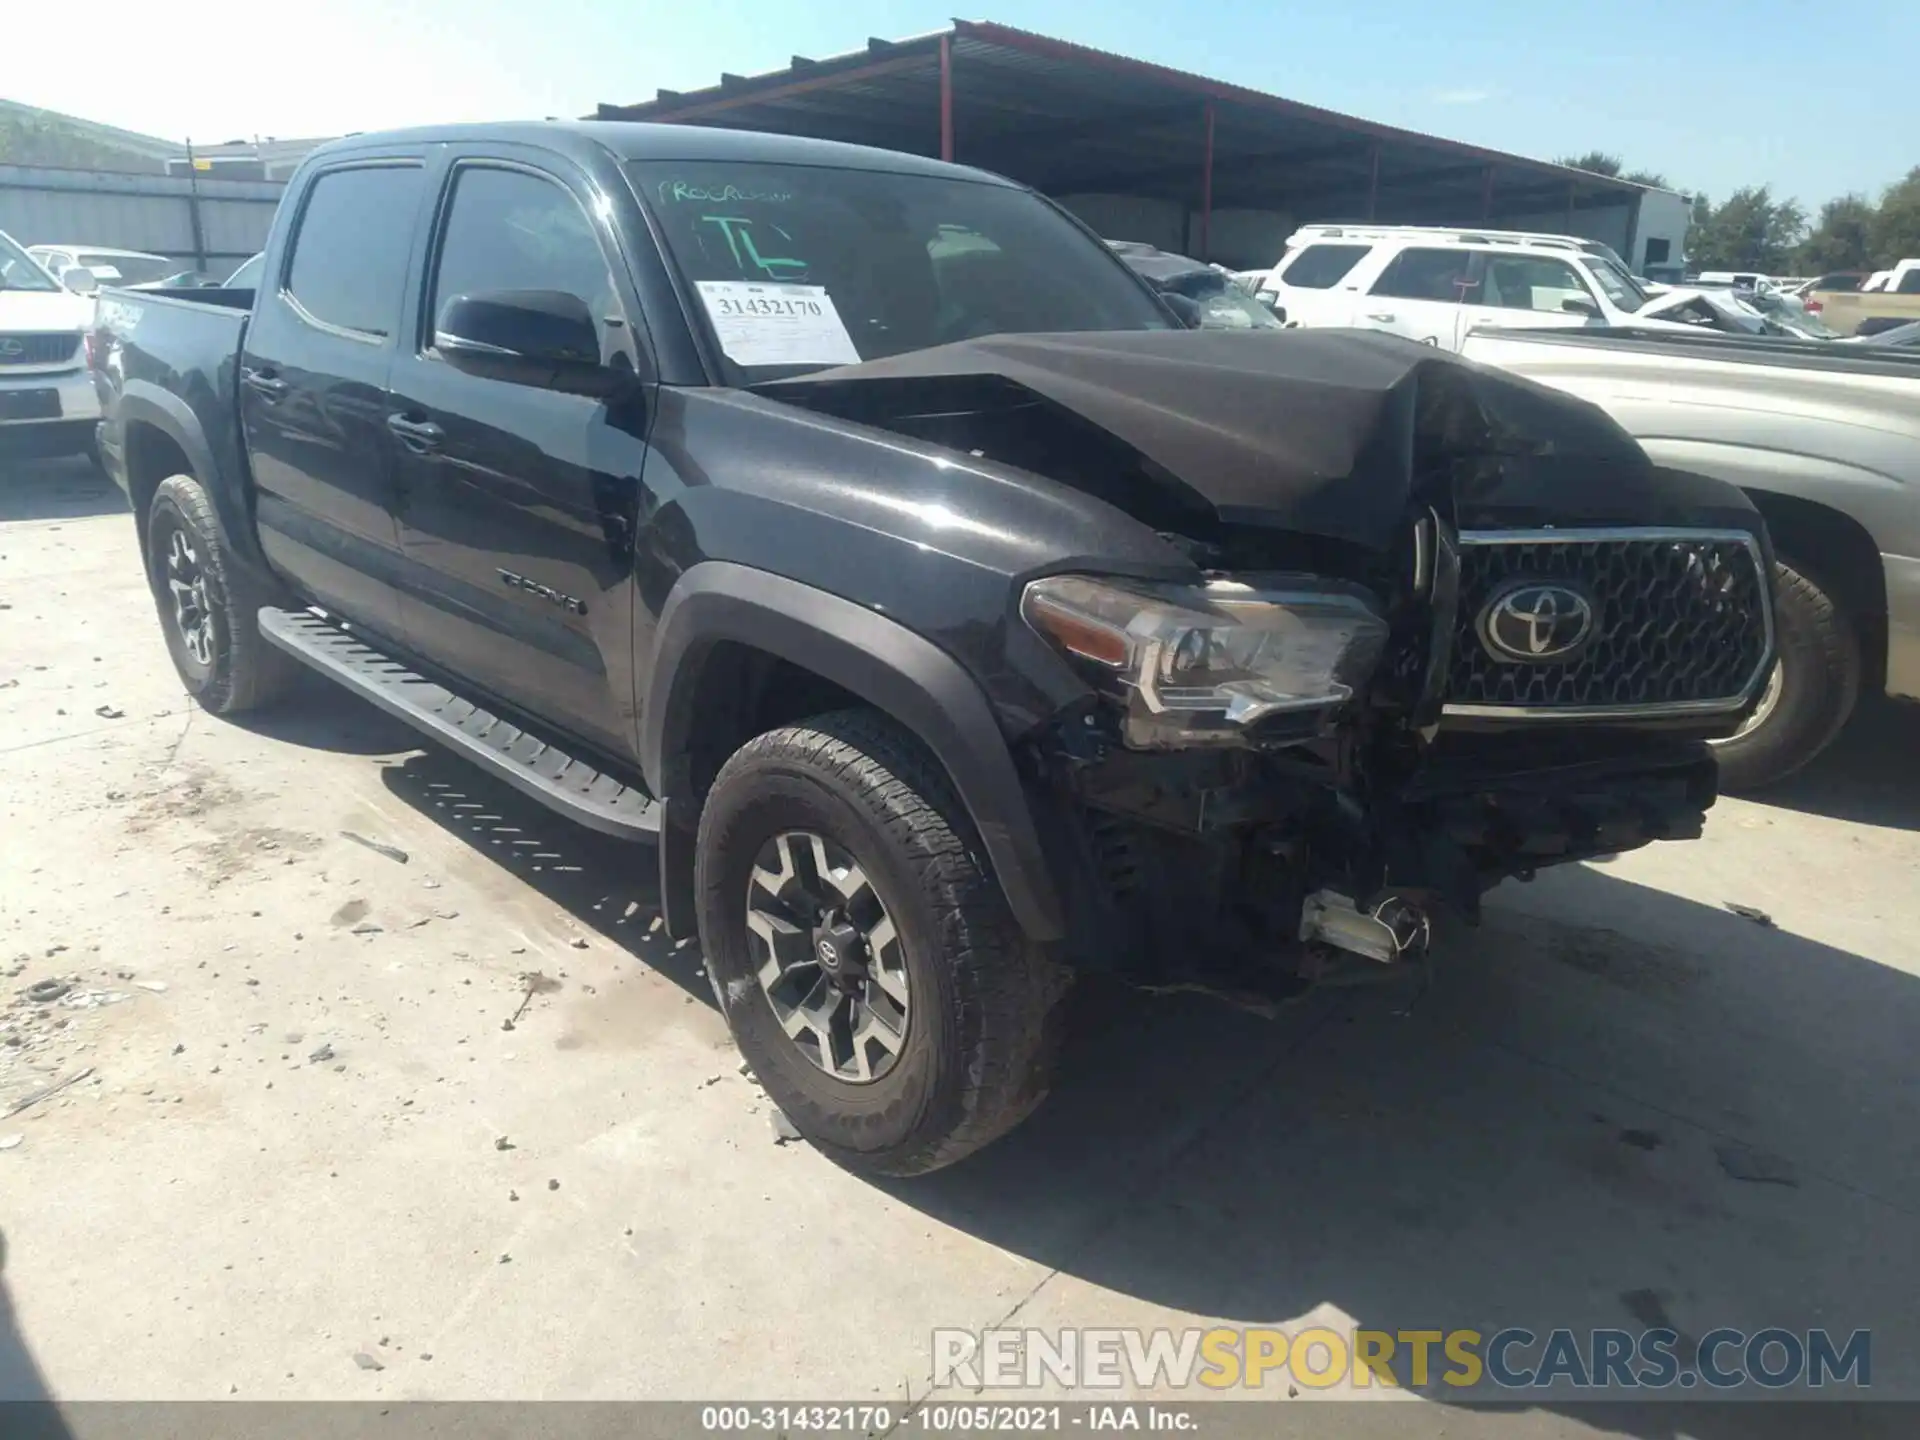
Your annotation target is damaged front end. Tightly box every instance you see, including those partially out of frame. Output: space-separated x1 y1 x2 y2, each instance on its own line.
1018 518 1754 1001
766 330 1774 999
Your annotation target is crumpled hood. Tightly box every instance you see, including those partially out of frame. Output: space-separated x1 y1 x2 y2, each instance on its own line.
761 329 1761 552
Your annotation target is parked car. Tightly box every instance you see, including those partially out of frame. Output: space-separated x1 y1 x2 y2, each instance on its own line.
1261 226 1760 349
28 245 179 292
91 122 1773 1173
1107 241 1286 329
1461 325 1920 788
1 228 104 464
1684 280 1837 340
1811 265 1920 335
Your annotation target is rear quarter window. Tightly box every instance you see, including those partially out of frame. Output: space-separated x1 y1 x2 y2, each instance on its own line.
1369 247 1479 302
284 164 426 338
1278 243 1371 289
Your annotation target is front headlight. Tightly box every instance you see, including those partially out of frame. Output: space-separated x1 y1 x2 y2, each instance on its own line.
1021 573 1388 748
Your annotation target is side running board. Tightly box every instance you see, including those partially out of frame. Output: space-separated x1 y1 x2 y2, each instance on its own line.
257 606 660 841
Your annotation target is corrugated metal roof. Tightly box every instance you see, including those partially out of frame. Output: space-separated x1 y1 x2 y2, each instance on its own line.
598 19 1639 213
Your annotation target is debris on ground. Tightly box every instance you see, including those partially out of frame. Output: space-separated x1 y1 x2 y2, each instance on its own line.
340 832 409 864
0 1135 23 1151
7 1067 96 1117
1723 902 1774 927
93 705 125 719
352 1352 385 1372
308 1043 335 1065
22 979 71 1004
770 1110 802 1144
1715 1145 1798 1186
350 923 384 936
547 1178 559 1191
494 1136 514 1151
135 981 168 994
503 971 560 1031
701 1075 723 1088
569 937 588 949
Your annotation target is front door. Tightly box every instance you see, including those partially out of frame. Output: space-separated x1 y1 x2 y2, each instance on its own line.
1358 246 1478 350
385 153 652 756
1456 252 1604 341
241 159 430 640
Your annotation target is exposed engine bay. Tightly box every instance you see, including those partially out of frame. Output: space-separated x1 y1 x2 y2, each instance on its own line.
766 330 1775 995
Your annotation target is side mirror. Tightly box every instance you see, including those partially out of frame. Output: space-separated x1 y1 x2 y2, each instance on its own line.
61 266 100 296
433 289 629 399
1160 293 1204 329
1560 295 1601 318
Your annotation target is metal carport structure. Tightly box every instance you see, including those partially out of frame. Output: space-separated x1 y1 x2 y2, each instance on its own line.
596 20 1647 270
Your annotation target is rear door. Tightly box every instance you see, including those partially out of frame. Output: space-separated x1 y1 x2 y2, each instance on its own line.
241 157 430 639
1265 242 1373 325
1456 252 1601 339
1360 246 1480 349
385 147 654 755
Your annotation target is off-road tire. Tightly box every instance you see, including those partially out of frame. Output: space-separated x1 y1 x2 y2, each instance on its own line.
145 473 300 714
696 709 1070 1177
1712 558 1861 791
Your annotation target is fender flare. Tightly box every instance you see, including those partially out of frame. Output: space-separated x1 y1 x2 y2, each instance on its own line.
643 562 1066 942
115 382 269 572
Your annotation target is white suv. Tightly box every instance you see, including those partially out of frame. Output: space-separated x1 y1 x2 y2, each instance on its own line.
1259 225 1724 350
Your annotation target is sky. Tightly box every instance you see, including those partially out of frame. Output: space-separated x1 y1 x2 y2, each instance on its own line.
5 0 1916 212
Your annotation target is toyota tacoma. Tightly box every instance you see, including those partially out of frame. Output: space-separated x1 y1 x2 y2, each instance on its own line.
90 122 1776 1175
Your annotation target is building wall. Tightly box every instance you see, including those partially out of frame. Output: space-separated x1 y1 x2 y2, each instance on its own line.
1632 190 1691 279
0 164 284 273
1489 202 1634 258
1056 193 1185 251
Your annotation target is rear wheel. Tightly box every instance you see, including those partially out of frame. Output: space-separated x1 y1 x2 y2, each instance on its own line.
145 474 300 715
1711 558 1861 791
696 710 1069 1177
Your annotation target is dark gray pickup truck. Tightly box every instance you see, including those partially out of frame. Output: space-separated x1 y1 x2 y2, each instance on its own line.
90 121 1775 1174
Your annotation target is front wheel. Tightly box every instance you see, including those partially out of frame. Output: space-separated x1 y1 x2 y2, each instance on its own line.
696 710 1069 1177
1711 558 1861 791
145 474 300 715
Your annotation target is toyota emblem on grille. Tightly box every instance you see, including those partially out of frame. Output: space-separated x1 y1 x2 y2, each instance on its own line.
0 339 24 359
1479 580 1596 663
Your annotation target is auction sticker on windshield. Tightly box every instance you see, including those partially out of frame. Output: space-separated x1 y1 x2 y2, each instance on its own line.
694 281 860 367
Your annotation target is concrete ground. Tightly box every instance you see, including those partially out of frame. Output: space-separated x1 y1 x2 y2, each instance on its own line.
2 456 1917 1434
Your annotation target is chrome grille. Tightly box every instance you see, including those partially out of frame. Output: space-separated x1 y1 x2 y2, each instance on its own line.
0 333 81 367
1445 530 1771 716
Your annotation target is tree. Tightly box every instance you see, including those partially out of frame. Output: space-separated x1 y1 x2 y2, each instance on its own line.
1869 167 1920 265
1688 186 1807 271
1798 194 1877 272
1556 150 1670 188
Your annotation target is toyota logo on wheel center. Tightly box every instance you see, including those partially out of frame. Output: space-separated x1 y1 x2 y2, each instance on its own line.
1479 580 1597 663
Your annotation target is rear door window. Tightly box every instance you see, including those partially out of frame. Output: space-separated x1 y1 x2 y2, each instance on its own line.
284 164 427 338
1278 243 1371 289
1370 247 1479 303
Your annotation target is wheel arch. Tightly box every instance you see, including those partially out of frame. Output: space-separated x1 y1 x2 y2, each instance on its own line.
1741 489 1888 692
643 562 1065 945
116 383 267 575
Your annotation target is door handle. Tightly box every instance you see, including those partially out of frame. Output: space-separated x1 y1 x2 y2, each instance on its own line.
386 413 445 453
241 367 288 401
1366 312 1397 323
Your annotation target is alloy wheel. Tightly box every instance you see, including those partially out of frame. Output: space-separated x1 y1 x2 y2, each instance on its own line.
163 526 214 668
744 830 911 1083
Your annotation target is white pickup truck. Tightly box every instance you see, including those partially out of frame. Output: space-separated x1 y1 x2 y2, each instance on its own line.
1462 325 1920 787
0 228 103 466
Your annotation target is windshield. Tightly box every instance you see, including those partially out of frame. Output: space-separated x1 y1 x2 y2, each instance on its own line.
1587 256 1651 312
1158 269 1285 329
76 252 178 286
0 232 60 292
629 162 1172 382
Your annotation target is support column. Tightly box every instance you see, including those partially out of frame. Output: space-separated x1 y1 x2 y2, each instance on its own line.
1198 100 1215 261
1366 142 1381 221
939 35 954 162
